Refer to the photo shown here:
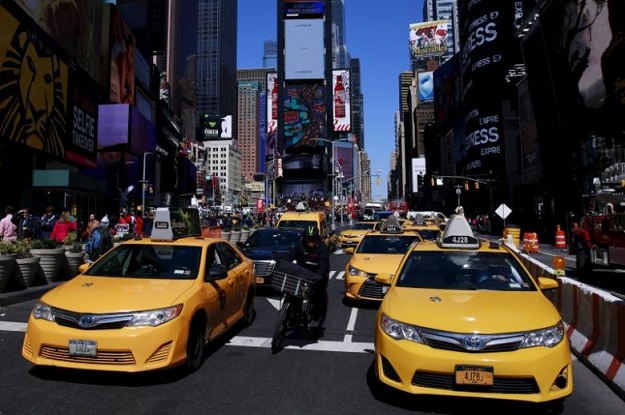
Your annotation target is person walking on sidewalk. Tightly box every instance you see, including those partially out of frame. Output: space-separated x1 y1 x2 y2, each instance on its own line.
50 210 78 244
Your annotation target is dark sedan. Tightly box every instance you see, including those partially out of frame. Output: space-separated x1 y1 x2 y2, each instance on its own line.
237 227 304 287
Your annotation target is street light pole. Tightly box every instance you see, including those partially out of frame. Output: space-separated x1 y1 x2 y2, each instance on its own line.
140 151 154 213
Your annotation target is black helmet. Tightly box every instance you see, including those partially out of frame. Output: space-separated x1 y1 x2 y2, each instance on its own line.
304 225 320 238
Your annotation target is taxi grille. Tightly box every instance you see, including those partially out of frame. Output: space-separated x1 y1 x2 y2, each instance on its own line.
52 309 133 330
254 260 276 277
40 345 136 365
357 280 385 299
420 331 524 353
146 341 172 364
411 371 539 394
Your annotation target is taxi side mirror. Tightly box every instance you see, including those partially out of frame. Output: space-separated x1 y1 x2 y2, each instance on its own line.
78 263 91 273
374 273 393 285
344 247 354 255
537 276 559 291
206 263 228 281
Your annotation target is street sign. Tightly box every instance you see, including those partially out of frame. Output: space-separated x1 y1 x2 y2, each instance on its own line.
495 204 512 220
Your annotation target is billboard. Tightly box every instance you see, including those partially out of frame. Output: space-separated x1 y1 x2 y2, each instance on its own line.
0 1 99 169
418 71 435 102
267 72 279 152
333 69 351 132
284 0 324 17
410 20 449 59
109 6 136 105
283 82 326 151
14 0 106 87
285 19 324 80
200 115 233 140
97 104 156 157
434 54 462 133
335 144 354 181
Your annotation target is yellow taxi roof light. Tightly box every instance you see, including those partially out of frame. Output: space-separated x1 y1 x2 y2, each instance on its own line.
438 214 480 249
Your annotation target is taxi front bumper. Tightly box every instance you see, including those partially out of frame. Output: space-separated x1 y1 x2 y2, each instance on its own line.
22 314 191 372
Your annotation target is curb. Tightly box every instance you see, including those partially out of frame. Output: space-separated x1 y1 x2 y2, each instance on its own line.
0 283 61 307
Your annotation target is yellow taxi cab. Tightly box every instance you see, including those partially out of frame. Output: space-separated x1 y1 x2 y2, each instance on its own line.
337 221 377 249
402 213 442 241
343 223 422 302
276 202 334 251
22 207 256 373
373 214 572 410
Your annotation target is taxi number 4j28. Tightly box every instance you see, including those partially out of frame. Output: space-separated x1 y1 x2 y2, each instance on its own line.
450 236 469 244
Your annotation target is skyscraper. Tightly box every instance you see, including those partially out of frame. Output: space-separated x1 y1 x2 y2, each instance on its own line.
422 0 459 63
197 0 238 136
263 40 278 70
331 0 349 69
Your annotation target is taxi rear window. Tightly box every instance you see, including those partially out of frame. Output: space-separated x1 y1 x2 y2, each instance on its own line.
277 220 317 232
356 235 419 254
395 251 535 291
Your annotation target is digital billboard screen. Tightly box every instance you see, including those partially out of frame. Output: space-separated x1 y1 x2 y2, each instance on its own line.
285 19 324 80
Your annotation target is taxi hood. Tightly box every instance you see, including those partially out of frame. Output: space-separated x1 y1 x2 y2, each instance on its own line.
350 254 404 274
41 275 196 312
383 287 561 332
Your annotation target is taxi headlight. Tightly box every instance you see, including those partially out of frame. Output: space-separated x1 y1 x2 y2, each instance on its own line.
127 304 183 327
519 321 565 348
380 314 424 344
347 265 369 278
32 301 54 321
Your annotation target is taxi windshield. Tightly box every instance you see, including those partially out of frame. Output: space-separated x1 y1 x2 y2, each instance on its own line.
415 229 440 240
349 222 375 230
85 245 202 280
395 251 535 291
356 235 419 254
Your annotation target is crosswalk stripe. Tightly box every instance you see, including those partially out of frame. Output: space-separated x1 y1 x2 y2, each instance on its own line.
0 321 375 354
330 270 345 280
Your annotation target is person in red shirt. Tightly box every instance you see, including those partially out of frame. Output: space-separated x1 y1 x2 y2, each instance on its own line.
135 211 144 237
50 210 78 244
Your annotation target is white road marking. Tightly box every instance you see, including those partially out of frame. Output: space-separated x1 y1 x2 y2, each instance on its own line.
344 307 358 342
331 270 345 280
0 321 375 354
0 322 27 332
266 298 282 310
228 336 374 353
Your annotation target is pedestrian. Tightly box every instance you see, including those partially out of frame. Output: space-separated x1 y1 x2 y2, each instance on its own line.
50 209 78 244
17 208 41 240
39 206 57 240
0 206 18 241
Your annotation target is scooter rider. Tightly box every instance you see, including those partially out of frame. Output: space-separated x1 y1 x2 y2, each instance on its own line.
297 225 330 320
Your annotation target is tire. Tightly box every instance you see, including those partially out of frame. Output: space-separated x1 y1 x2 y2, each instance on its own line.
185 318 206 371
241 290 256 327
307 292 327 337
271 299 292 353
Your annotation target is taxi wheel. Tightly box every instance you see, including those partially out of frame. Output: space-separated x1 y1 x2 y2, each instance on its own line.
186 317 206 371
241 290 256 327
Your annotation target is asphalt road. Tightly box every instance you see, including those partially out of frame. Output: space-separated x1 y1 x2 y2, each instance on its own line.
0 253 624 414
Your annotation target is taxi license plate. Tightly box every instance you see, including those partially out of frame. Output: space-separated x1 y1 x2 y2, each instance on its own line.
455 365 494 385
68 340 97 357
255 277 265 284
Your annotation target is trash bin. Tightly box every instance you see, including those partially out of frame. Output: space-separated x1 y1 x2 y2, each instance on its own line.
503 225 521 248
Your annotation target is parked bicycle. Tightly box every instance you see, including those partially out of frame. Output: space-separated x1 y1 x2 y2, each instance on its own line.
271 261 327 353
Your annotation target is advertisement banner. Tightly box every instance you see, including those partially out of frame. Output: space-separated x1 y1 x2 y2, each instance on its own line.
409 20 449 59
283 82 326 151
434 54 462 133
0 1 98 168
335 145 354 181
332 69 351 132
284 0 324 17
285 19 324 80
411 157 427 193
200 115 232 140
109 6 136 105
463 101 505 175
418 71 435 102
518 77 543 183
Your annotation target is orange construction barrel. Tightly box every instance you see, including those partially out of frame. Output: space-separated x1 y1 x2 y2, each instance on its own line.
523 232 539 253
555 225 566 249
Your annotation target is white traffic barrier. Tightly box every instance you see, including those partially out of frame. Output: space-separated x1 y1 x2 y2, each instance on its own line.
513 248 625 398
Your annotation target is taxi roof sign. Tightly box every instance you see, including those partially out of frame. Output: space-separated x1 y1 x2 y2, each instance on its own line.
438 214 480 249
151 207 202 241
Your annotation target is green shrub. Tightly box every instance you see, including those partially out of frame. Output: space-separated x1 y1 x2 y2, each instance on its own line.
31 238 59 249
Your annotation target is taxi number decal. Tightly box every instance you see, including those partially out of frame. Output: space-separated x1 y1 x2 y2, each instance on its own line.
455 365 493 385
154 221 169 229
443 235 478 244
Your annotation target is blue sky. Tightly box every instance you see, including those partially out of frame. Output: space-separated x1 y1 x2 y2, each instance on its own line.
237 0 424 200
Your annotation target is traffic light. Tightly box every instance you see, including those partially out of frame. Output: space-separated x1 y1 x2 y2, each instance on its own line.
431 176 436 186
464 181 469 191
417 174 424 191
475 181 480 190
